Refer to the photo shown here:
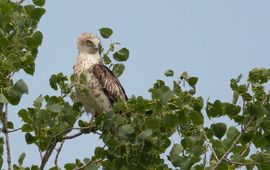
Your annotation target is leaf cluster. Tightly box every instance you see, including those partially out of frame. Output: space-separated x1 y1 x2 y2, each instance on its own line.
99 28 129 77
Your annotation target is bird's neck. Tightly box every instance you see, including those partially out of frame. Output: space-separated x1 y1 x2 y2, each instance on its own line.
77 50 102 65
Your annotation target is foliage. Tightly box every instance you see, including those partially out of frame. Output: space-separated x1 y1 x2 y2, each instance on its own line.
1 0 270 170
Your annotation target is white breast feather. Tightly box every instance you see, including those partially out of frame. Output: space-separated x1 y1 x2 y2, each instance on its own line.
74 52 112 115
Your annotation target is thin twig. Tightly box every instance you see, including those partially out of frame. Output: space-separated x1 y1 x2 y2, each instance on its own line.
212 116 255 170
2 104 12 170
63 130 101 140
7 127 21 133
39 124 96 169
202 130 219 162
55 140 65 168
54 125 92 139
63 132 84 140
38 148 43 161
75 159 103 170
224 158 258 166
240 143 250 157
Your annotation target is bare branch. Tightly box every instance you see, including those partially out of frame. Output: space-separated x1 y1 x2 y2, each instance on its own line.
8 127 21 133
240 143 250 157
63 132 84 140
55 141 65 168
1 104 12 170
39 124 96 169
40 138 57 170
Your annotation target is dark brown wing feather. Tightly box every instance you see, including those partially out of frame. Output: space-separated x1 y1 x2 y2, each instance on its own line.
92 64 128 104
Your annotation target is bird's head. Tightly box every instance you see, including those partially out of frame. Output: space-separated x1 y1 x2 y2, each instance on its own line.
77 33 100 54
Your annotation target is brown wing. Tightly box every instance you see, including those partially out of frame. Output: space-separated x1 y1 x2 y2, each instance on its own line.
92 64 128 104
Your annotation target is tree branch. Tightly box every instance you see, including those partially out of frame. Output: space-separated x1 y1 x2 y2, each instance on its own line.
1 104 12 170
202 129 219 162
224 158 258 167
212 116 255 170
7 127 21 133
63 132 84 140
40 138 57 170
39 124 96 169
74 159 103 170
54 140 65 168
38 148 43 161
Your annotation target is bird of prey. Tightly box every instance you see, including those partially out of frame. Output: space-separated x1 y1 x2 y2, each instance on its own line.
73 33 127 118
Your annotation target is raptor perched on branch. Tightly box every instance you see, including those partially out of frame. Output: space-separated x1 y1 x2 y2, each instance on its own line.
73 33 127 119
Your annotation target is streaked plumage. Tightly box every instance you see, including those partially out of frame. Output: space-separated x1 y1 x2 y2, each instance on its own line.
73 33 127 116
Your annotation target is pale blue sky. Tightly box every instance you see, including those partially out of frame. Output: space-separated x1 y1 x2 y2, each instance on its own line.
7 0 270 168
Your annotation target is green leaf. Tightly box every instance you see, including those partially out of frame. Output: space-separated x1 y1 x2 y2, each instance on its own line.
31 165 39 170
18 109 33 124
23 64 35 76
145 117 161 130
170 144 183 156
222 103 241 117
190 111 204 125
164 69 174 77
181 137 196 149
136 129 153 143
113 48 129 62
206 100 223 118
47 103 63 113
163 114 178 128
13 79 29 94
99 27 113 38
84 163 99 170
6 79 28 105
33 96 44 108
253 132 268 148
232 91 239 105
262 118 270 133
7 121 13 129
94 147 106 159
226 126 239 139
83 158 90 164
103 54 111 64
173 81 182 94
30 8 46 21
32 0 45 7
18 153 26 166
160 90 174 105
0 94 9 103
36 109 50 124
180 71 188 79
21 124 33 132
64 163 76 170
112 63 125 77
119 124 135 135
187 77 198 87
211 123 227 139
25 133 36 144
32 31 43 47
